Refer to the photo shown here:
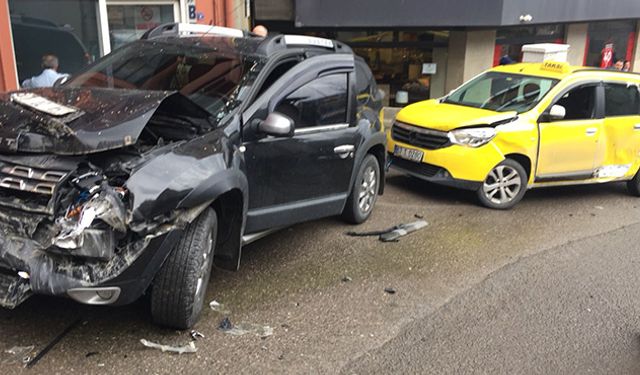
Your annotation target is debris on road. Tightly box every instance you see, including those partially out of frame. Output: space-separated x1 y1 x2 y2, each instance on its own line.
218 317 273 338
26 318 82 368
346 220 428 242
85 351 100 358
384 287 397 295
190 330 205 341
594 206 604 210
224 323 274 338
414 214 424 219
218 317 233 331
140 339 197 354
209 300 232 315
3 345 35 365
342 276 353 282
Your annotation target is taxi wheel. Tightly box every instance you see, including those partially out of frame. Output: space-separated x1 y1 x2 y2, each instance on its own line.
626 170 640 196
477 159 527 209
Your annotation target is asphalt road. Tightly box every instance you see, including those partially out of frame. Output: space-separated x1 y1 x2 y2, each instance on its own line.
2 171 640 374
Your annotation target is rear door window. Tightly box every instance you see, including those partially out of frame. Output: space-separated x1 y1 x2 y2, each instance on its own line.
604 83 640 117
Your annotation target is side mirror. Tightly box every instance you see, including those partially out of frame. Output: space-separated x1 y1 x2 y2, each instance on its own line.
548 104 566 121
258 112 294 137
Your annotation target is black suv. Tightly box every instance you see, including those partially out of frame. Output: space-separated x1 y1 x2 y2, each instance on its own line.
0 24 385 328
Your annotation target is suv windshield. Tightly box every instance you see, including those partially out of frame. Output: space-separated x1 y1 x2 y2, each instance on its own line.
66 39 264 116
444 72 559 113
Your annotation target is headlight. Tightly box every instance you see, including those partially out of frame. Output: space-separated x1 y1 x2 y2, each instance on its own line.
448 127 496 148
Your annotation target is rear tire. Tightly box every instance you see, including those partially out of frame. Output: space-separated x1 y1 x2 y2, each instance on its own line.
151 208 217 329
627 170 640 196
342 154 380 224
477 159 527 209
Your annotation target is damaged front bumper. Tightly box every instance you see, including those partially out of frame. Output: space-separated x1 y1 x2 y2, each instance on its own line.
0 219 183 308
0 152 204 309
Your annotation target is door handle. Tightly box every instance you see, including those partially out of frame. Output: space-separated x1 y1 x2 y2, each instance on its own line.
585 127 598 136
334 145 355 159
634 124 640 130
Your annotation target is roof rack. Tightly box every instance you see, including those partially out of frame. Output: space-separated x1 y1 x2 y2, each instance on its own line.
141 22 246 40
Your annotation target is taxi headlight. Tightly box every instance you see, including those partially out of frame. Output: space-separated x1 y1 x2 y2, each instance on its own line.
448 127 496 148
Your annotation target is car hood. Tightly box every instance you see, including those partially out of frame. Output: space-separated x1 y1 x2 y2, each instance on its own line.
395 99 517 131
0 87 208 155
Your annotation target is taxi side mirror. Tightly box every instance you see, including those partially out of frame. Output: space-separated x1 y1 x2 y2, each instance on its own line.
548 104 566 121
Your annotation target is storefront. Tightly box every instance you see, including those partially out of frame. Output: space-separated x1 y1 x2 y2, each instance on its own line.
299 30 448 105
254 0 640 103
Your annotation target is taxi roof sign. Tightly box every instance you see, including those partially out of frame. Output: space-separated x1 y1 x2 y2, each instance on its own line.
541 61 570 74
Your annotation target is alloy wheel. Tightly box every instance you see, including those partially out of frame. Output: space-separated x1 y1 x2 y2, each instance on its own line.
358 165 377 214
194 231 214 308
482 165 522 205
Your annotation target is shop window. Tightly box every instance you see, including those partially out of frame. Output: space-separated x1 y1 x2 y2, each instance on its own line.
275 74 348 128
604 83 640 116
585 20 636 68
352 47 432 105
107 5 176 51
9 0 99 83
495 25 565 65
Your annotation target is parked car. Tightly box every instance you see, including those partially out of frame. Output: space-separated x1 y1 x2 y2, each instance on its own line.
0 23 385 329
388 61 640 208
11 15 92 83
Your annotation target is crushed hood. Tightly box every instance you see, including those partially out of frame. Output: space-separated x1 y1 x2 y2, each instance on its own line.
0 87 209 155
395 99 517 131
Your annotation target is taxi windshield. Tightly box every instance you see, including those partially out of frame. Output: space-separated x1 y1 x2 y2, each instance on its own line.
444 72 559 113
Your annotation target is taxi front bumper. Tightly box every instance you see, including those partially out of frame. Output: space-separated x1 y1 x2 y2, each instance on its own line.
387 137 505 189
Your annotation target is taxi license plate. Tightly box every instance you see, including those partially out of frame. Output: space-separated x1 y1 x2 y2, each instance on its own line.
394 146 424 163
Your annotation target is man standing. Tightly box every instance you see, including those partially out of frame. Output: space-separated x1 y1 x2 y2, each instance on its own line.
21 54 69 88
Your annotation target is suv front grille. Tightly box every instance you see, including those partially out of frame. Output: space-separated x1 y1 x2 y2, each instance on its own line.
0 158 72 215
391 122 451 150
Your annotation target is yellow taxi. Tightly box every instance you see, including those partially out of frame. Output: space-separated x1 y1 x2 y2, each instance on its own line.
388 61 640 208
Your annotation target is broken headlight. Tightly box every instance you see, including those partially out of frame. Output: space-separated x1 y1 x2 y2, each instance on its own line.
52 172 128 259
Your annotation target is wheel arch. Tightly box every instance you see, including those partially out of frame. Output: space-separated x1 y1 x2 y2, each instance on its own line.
505 153 532 182
210 188 245 271
367 143 386 194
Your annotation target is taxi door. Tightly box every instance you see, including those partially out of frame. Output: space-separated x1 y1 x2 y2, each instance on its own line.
593 82 640 178
536 83 603 181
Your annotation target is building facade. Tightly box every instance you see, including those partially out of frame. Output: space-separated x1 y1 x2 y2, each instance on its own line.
254 0 640 105
0 0 250 91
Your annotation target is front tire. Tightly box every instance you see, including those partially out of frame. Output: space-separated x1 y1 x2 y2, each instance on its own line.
477 159 527 209
342 154 380 224
151 208 217 329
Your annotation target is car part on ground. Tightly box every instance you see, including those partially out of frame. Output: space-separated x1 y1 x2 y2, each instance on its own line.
345 219 428 242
